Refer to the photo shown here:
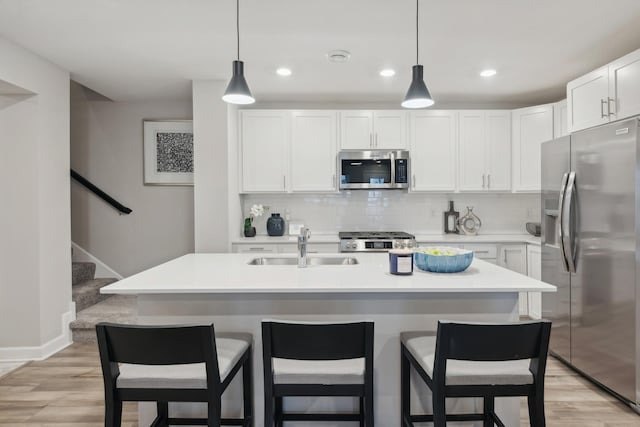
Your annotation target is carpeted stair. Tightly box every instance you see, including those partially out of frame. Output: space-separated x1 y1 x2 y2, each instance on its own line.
71 261 126 343
70 294 137 343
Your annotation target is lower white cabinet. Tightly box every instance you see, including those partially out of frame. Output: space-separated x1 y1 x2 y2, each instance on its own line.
497 244 528 316
526 244 542 319
232 242 339 254
232 243 279 254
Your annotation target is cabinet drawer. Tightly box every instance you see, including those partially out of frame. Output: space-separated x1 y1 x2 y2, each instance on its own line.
463 244 497 259
232 244 279 253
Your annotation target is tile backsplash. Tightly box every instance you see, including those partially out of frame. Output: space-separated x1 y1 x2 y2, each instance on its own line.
242 192 540 236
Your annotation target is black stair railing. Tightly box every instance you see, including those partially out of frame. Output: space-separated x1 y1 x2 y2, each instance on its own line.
70 169 132 215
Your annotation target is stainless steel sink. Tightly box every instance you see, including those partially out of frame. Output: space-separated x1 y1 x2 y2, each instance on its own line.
248 257 359 266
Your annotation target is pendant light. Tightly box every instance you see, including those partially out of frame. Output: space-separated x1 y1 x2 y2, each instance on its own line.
401 0 434 108
222 0 255 104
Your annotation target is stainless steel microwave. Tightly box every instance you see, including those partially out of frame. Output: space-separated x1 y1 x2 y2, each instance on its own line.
338 150 410 190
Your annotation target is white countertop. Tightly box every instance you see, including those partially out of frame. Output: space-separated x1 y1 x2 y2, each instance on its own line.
101 253 555 295
231 234 541 246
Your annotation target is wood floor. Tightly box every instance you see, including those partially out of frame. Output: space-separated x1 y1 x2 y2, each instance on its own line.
1 343 639 426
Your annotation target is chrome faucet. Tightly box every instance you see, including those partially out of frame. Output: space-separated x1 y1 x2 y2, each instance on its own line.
298 227 311 268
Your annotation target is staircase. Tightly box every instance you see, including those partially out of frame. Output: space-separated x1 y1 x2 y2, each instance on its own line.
70 261 135 343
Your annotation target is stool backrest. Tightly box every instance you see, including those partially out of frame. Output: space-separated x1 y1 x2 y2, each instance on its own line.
262 321 374 361
96 322 221 393
432 320 551 389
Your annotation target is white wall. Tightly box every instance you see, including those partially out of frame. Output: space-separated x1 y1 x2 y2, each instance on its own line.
0 36 71 357
70 82 194 277
241 192 540 236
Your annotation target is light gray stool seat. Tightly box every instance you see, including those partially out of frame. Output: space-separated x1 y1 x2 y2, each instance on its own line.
401 333 533 386
272 357 365 385
118 337 250 389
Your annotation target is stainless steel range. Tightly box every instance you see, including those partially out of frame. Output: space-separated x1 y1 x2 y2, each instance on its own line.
339 231 416 252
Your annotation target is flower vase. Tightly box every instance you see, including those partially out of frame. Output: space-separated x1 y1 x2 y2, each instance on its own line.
243 218 256 237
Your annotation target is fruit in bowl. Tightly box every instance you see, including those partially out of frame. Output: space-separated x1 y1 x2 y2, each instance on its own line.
414 246 474 273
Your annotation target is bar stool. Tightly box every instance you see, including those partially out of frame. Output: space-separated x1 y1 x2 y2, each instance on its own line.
262 320 374 426
400 320 551 427
96 322 253 427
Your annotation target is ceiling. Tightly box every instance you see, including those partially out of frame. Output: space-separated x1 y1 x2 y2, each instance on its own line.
1 0 640 107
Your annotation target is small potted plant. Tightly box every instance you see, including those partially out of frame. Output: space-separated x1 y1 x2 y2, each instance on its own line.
244 204 265 237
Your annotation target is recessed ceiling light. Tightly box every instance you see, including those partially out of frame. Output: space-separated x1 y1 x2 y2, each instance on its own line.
380 69 396 77
327 50 351 63
480 69 497 77
276 68 292 76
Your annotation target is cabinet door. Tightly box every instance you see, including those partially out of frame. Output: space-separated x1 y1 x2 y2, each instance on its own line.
373 111 407 149
553 99 568 138
339 111 373 149
291 111 337 192
240 111 289 192
609 49 640 122
498 244 528 316
485 111 511 191
458 111 486 191
527 244 542 319
567 66 610 133
512 104 553 192
410 111 457 191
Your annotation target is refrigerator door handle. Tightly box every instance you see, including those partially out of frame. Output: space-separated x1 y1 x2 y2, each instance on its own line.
562 171 577 273
558 172 570 272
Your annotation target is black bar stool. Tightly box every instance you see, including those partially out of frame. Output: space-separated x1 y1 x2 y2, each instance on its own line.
96 322 253 427
400 320 551 427
262 320 374 427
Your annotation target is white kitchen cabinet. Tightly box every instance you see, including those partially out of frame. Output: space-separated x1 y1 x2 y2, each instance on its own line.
567 66 610 133
498 244 528 316
609 49 640 122
290 111 337 192
458 111 511 192
527 244 542 319
553 99 568 138
463 244 497 263
512 104 554 192
240 111 289 193
339 110 407 149
409 111 457 192
567 48 640 133
232 243 279 254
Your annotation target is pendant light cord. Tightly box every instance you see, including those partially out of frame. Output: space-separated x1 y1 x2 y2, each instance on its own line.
416 0 419 64
236 0 240 61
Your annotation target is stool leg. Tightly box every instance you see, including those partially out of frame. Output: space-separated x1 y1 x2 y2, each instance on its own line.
364 384 374 427
528 387 546 427
264 389 274 427
275 397 283 427
359 397 365 427
401 348 411 427
483 397 494 427
432 389 446 427
207 395 222 427
104 394 122 427
242 354 253 426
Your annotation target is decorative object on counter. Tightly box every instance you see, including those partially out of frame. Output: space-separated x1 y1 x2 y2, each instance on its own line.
458 206 482 235
526 222 541 237
243 203 266 237
266 213 285 236
389 249 414 275
143 120 194 185
443 201 460 234
414 247 474 273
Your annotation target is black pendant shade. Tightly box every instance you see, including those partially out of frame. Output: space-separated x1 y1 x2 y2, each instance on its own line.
401 65 434 108
222 60 255 105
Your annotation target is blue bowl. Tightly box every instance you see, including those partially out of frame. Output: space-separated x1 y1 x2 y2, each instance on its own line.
414 248 474 273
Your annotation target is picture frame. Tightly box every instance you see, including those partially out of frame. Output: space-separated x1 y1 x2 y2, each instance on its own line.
143 119 194 185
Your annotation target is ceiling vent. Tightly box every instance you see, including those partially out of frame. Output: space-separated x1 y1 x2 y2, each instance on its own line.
327 50 351 63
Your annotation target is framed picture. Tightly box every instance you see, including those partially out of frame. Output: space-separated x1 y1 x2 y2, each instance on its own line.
143 120 194 185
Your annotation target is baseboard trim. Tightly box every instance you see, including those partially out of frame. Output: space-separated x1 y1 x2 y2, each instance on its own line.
0 302 76 362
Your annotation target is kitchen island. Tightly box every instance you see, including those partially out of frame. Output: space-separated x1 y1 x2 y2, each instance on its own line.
101 252 556 427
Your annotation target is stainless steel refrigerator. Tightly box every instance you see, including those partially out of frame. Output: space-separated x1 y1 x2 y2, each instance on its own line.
541 117 639 409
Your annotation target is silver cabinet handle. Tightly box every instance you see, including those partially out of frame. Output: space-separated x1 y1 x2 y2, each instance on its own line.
487 174 491 189
332 174 336 188
283 175 286 190
608 97 616 116
482 174 485 189
369 133 373 148
412 174 416 188
375 133 378 148
601 99 607 118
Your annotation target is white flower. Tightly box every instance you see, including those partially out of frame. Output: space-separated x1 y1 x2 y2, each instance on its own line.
250 204 265 218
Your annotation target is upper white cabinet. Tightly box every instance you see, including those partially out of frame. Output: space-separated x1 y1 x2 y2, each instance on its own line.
339 110 407 149
553 99 568 138
409 111 457 192
512 104 554 192
240 111 289 193
458 110 511 192
290 111 338 192
568 48 640 133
